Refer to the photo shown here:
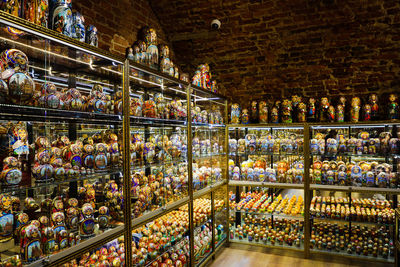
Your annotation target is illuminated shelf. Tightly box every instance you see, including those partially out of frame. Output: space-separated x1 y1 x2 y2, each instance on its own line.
229 180 304 189
230 210 304 221
310 184 400 194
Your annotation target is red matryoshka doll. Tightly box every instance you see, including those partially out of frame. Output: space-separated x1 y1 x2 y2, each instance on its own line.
388 94 399 120
369 94 379 120
79 203 95 238
258 101 268 123
241 109 249 124
0 156 22 186
307 97 317 122
281 99 292 123
199 64 212 90
143 97 156 118
250 100 258 123
159 44 171 74
350 97 361 122
363 103 372 121
319 97 330 122
20 222 42 262
143 27 159 69
297 102 307 122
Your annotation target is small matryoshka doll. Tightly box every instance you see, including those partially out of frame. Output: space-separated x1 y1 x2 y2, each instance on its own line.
328 106 335 122
250 101 258 123
307 97 317 122
259 101 268 123
98 206 110 229
159 44 171 74
87 84 107 113
63 88 83 111
319 97 330 122
65 198 79 230
281 99 292 123
271 105 279 123
350 97 361 122
231 103 241 124
32 136 54 183
336 104 345 122
86 25 98 47
241 109 249 124
41 226 56 255
0 156 22 186
363 103 371 121
143 97 156 118
297 102 307 122
388 94 399 120
369 94 379 120
143 27 159 69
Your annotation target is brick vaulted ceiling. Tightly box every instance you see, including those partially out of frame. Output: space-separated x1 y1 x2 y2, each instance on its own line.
150 0 400 105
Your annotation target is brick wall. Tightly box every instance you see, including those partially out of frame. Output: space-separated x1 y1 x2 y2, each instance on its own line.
74 0 170 56
151 0 400 107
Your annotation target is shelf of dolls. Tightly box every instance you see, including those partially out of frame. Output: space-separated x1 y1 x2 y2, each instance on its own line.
228 123 306 128
229 210 304 221
310 248 394 263
233 151 304 157
309 184 400 194
311 152 395 159
26 224 125 267
193 152 227 161
193 180 227 199
130 157 188 171
0 104 123 125
0 169 122 195
311 216 394 227
229 180 305 189
192 122 226 128
130 115 187 126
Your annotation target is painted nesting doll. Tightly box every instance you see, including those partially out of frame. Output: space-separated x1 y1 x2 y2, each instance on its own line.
388 94 399 120
336 104 345 122
281 99 292 123
39 82 61 109
159 44 171 74
297 102 307 122
250 101 258 123
319 97 330 122
37 0 49 27
0 156 22 186
51 4 72 37
144 27 159 69
0 195 14 242
86 25 98 47
307 98 317 122
79 203 95 238
87 84 106 113
259 101 268 123
98 206 110 229
363 103 372 121
72 11 85 42
241 108 249 124
1 0 21 16
369 94 379 120
20 223 42 262
94 143 108 170
231 103 241 124
200 64 212 90
350 97 361 122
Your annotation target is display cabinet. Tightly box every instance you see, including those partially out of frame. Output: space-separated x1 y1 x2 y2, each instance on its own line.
0 11 229 267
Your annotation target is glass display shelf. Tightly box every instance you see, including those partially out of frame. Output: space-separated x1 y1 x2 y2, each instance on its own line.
230 210 304 221
309 184 400 194
311 216 394 226
229 180 304 189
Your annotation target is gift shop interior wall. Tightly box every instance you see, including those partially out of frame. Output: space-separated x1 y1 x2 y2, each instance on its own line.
150 0 400 104
74 0 170 55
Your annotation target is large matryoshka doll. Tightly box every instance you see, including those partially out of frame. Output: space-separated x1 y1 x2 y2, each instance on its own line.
94 143 108 170
79 203 95 238
86 25 98 47
159 44 171 74
199 64 211 90
0 194 14 243
230 103 240 124
51 0 72 37
20 222 42 262
143 27 159 69
72 11 85 42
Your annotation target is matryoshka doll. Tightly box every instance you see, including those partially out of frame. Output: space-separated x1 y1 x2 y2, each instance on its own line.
192 70 201 87
297 102 307 122
72 11 85 42
250 101 258 123
98 206 110 229
20 222 42 262
351 165 362 186
363 103 371 121
369 94 379 120
159 44 171 74
8 122 29 157
0 194 14 242
350 97 361 122
281 99 292 123
307 98 317 122
32 136 54 183
377 172 388 188
87 84 106 113
319 97 330 122
36 0 49 27
94 143 108 170
259 101 268 123
51 1 72 37
79 203 95 238
200 64 212 90
0 156 22 186
86 25 98 47
388 94 399 120
41 227 55 255
336 104 345 122
154 93 165 119
39 82 61 109
0 0 21 16
63 88 83 111
271 105 279 123
245 134 257 154
327 106 335 122
143 97 156 118
130 97 142 117
231 103 241 124
106 132 119 166
241 109 249 124
65 198 79 230
143 27 159 69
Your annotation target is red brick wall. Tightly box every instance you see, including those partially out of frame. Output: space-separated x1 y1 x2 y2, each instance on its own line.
151 0 400 105
74 0 170 55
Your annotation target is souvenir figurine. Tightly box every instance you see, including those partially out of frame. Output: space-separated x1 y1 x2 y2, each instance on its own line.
39 82 61 109
307 98 317 122
362 104 371 121
41 227 56 255
388 94 399 120
94 143 108 170
65 198 79 230
24 0 36 23
1 0 21 16
79 203 95 238
8 72 35 106
192 70 201 87
327 106 335 122
281 99 292 123
174 65 179 79
0 194 13 242
0 156 22 186
87 84 106 113
98 206 110 229
36 0 49 27
199 64 212 90
130 97 142 117
297 102 306 122
365 171 375 187
72 11 85 42
250 101 258 123
259 101 268 123
32 138 54 183
143 98 156 118
63 88 83 111
351 97 361 122
241 109 249 124
86 25 98 47
231 103 241 124
336 104 345 122
351 165 362 186
168 61 175 77
143 27 159 69
319 97 330 122
51 4 72 37
159 44 171 74
20 223 42 262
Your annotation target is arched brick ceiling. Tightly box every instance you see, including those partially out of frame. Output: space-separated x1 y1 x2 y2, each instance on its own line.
150 0 400 105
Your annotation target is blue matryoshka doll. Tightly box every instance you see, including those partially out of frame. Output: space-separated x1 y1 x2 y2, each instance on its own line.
230 103 241 124
72 11 85 42
143 27 159 69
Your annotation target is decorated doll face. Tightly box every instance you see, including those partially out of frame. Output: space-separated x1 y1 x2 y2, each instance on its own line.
309 98 316 104
321 97 329 106
389 94 397 102
370 94 377 102
351 97 360 106
339 96 346 105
